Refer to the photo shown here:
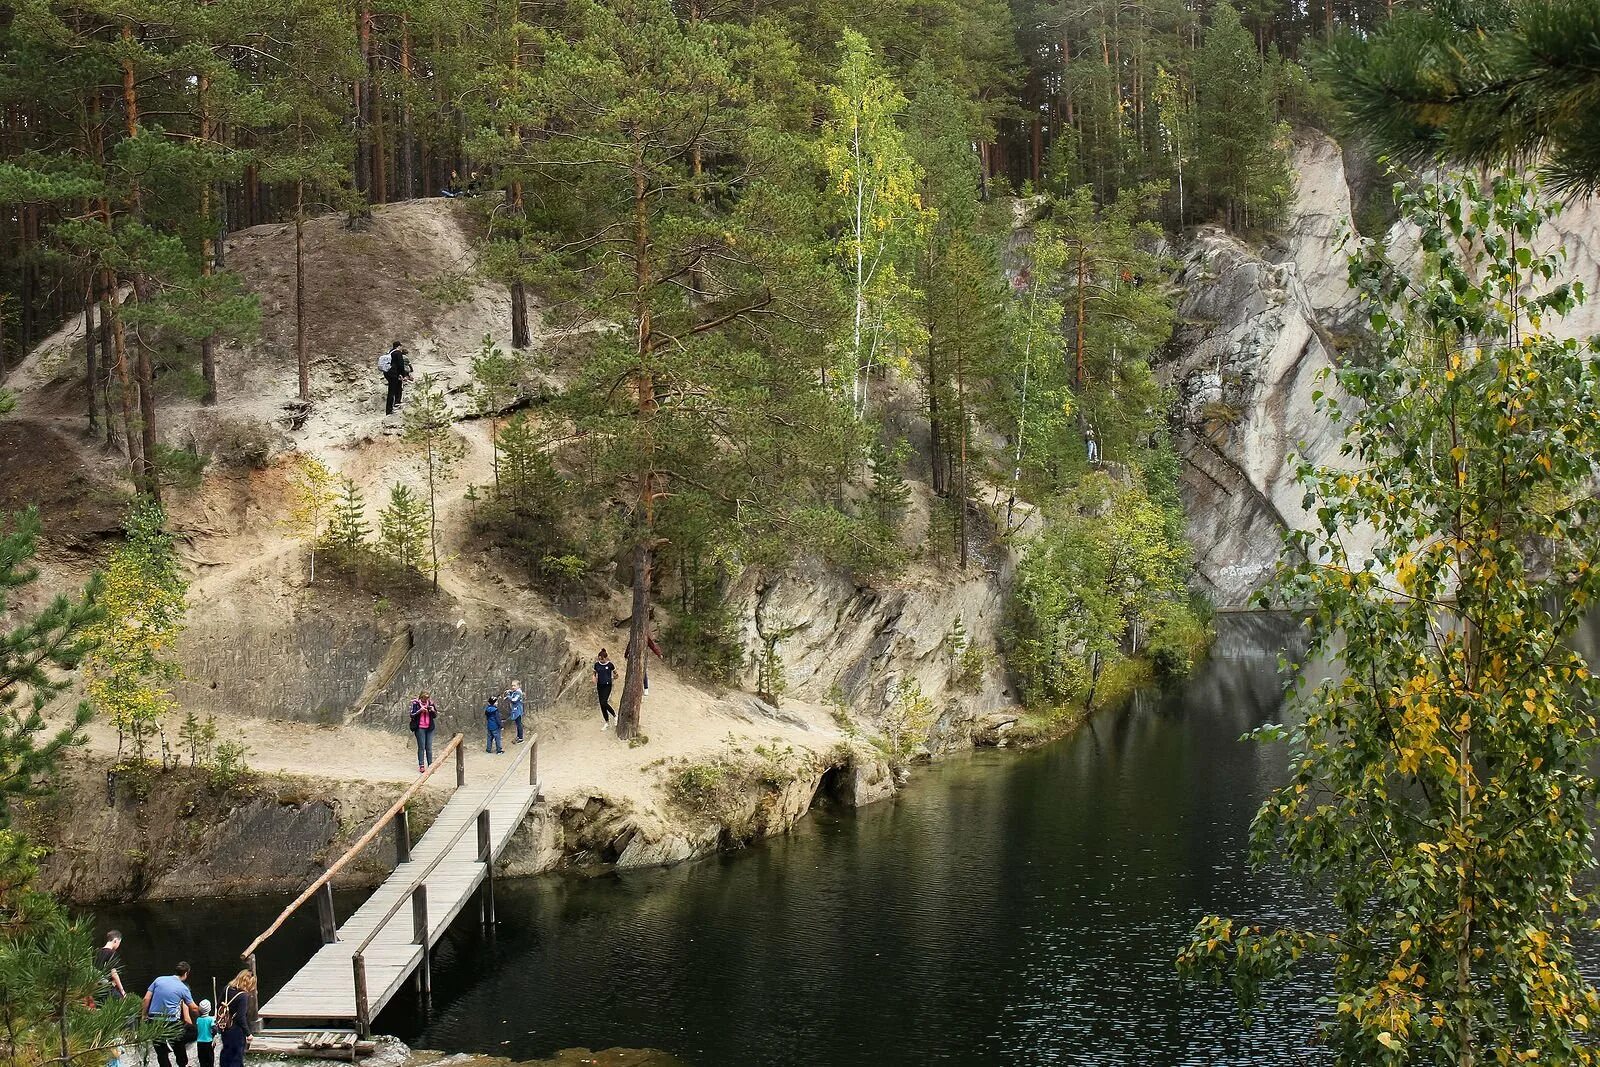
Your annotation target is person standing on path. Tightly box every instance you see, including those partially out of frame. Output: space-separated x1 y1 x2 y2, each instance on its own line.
506 680 525 743
381 340 412 416
484 695 504 754
95 930 125 1002
217 970 255 1067
194 1000 216 1067
142 963 198 1067
410 691 438 772
593 649 616 729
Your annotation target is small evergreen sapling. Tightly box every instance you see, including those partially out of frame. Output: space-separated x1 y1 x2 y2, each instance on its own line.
378 484 429 577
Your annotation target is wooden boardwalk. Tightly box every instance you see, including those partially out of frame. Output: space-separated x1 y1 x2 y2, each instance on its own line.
248 735 539 1034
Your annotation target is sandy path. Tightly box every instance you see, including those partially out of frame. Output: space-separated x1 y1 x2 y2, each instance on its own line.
67 658 844 810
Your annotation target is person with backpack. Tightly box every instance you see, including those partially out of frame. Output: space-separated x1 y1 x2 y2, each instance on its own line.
409 690 438 772
216 969 255 1067
484 695 504 754
381 340 412 415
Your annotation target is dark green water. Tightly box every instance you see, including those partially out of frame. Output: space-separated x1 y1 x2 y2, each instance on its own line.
102 614 1333 1064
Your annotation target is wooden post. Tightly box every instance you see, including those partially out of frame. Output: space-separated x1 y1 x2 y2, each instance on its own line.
352 953 371 1038
455 743 465 786
530 737 538 789
412 883 431 999
476 809 494 925
395 808 412 865
246 952 262 1034
316 881 337 944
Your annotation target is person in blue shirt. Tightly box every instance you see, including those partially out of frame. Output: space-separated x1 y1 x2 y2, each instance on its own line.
506 680 526 743
194 999 216 1067
484 696 504 754
142 963 198 1067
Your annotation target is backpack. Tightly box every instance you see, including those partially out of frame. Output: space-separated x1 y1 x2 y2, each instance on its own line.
214 988 235 1032
378 350 394 374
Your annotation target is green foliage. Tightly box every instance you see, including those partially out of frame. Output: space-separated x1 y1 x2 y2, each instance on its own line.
485 413 577 585
206 740 251 792
470 336 523 493
1323 0 1600 195
865 438 911 533
1192 2 1292 231
177 710 217 768
0 509 99 825
1180 172 1600 1062
153 442 208 490
324 476 372 557
875 678 935 772
377 483 428 578
85 499 188 770
401 375 467 591
1009 472 1197 709
284 455 337 584
820 29 931 420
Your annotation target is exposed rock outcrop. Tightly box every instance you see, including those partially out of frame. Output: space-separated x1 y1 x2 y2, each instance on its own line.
1165 129 1600 606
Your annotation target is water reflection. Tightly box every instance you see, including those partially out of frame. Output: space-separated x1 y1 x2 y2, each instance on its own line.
103 614 1347 1065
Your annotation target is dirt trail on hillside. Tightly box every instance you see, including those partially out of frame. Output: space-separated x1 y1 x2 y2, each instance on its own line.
67 660 842 806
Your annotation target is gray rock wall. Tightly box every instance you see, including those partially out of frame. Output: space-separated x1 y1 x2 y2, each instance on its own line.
173 613 576 729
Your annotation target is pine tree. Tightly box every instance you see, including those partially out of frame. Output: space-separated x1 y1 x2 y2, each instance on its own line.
470 337 522 495
1323 0 1600 195
400 375 465 591
325 476 372 557
0 509 100 817
377 483 428 576
1193 1 1290 230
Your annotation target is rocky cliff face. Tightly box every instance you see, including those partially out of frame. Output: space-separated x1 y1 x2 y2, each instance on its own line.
1163 131 1600 608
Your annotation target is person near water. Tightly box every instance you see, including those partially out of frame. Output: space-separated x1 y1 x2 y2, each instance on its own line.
95 930 125 1002
194 999 217 1067
593 649 616 728
142 962 198 1067
506 680 525 743
218 970 255 1067
381 340 412 416
484 695 504 753
410 690 438 772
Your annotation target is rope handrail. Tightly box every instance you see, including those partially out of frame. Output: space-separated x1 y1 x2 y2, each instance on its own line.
352 734 537 958
240 732 466 960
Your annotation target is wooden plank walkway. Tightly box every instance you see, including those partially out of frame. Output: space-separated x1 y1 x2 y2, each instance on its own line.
257 740 538 1029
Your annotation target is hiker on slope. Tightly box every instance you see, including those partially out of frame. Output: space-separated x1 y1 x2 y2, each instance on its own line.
381 340 412 416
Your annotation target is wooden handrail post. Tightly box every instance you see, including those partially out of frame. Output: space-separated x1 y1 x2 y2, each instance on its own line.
530 736 538 788
412 883 431 998
455 743 465 786
476 809 494 925
316 882 337 944
246 952 261 1033
352 953 370 1038
395 808 412 865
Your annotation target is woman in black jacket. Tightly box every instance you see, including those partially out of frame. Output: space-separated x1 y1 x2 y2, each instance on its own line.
219 969 255 1067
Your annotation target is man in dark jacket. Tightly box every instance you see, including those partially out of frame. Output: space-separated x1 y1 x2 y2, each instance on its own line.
383 341 411 415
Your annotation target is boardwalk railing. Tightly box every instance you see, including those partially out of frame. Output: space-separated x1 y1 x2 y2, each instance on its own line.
348 735 539 1034
239 733 468 1015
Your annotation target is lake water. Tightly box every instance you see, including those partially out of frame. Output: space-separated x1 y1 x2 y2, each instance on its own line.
101 614 1343 1064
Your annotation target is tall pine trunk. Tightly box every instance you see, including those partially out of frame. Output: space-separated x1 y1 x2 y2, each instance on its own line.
618 137 655 742
198 66 218 404
353 1 374 220
82 275 98 433
121 27 159 500
296 173 309 403
103 274 141 490
400 17 415 200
